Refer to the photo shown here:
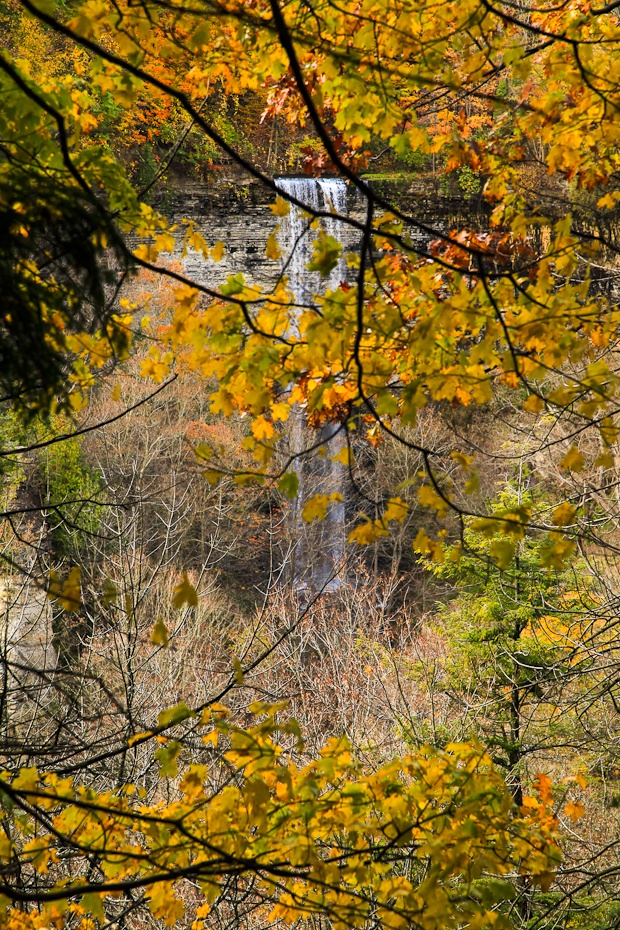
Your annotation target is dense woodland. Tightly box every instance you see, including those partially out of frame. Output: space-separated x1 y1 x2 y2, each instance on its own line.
4 1 620 930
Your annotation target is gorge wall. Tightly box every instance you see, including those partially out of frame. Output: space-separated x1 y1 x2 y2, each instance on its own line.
161 178 491 291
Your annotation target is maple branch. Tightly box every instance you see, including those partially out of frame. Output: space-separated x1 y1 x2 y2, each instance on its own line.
590 0 620 13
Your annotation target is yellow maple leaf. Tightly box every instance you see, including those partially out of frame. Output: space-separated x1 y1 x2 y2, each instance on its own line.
50 566 82 613
302 494 330 522
596 192 619 210
560 446 584 472
172 573 198 609
302 492 342 522
150 619 169 647
418 485 449 517
551 503 577 526
383 497 408 523
523 394 544 413
252 416 275 440
270 196 290 217
564 800 585 823
154 232 176 253
533 772 554 805
489 538 516 569
348 520 389 545
186 228 209 257
595 452 615 468
271 402 290 422
265 231 281 260
331 447 352 466
140 355 169 383
133 243 158 263
413 529 445 562
450 451 474 470
211 241 225 262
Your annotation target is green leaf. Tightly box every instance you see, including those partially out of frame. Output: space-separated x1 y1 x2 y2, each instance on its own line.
220 273 245 296
278 472 299 499
479 878 516 904
307 232 342 277
154 740 181 778
157 703 194 728
102 578 119 606
80 893 106 920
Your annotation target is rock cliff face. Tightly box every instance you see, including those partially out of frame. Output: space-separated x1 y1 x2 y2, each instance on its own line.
166 183 284 289
162 178 490 291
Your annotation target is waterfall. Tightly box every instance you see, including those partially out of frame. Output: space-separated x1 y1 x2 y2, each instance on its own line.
275 178 349 595
275 178 348 305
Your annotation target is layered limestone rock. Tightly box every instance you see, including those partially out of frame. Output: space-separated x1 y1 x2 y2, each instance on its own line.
164 178 491 292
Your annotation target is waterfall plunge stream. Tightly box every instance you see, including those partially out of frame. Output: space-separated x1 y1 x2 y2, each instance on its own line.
275 178 350 595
